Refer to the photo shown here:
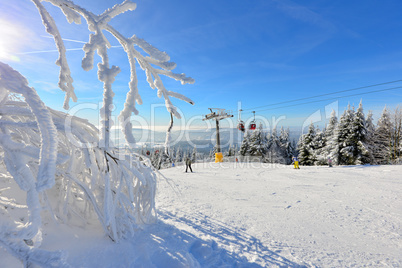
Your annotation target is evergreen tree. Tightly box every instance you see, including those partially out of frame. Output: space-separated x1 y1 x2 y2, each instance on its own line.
265 127 284 163
351 101 370 164
297 122 317 165
365 110 376 164
239 131 251 156
373 106 392 164
337 104 355 165
391 106 402 162
279 127 293 164
312 126 326 165
227 144 236 157
192 146 197 162
248 124 268 156
324 110 338 163
175 147 183 163
209 145 218 159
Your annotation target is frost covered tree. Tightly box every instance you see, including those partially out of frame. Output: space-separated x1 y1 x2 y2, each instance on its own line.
373 107 392 164
312 126 326 165
239 131 250 156
192 146 197 162
324 110 338 162
0 0 194 265
297 122 317 165
390 106 402 162
350 101 370 164
277 127 293 164
365 110 376 164
247 124 268 156
336 104 355 165
227 144 236 157
331 102 370 165
175 147 183 163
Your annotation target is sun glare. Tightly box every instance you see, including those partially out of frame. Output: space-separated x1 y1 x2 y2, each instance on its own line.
0 18 24 62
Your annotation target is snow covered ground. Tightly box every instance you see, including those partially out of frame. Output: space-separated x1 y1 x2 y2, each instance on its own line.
1 162 401 267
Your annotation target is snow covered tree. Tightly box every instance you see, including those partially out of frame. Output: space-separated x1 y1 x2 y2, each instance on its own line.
365 110 376 164
373 106 393 164
175 147 183 163
192 146 197 162
324 110 338 163
264 127 290 164
330 102 370 165
350 101 370 164
227 144 236 157
239 131 251 156
336 104 356 165
247 124 268 156
390 106 402 162
278 127 293 164
312 126 326 165
0 0 195 265
297 122 317 165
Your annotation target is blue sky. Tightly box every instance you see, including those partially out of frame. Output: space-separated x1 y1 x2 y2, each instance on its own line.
1 0 402 132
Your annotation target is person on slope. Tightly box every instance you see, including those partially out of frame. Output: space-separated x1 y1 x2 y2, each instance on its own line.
185 157 193 173
328 157 333 167
292 156 300 169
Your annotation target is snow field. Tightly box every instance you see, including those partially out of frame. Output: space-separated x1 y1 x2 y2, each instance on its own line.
158 162 402 267
0 162 401 267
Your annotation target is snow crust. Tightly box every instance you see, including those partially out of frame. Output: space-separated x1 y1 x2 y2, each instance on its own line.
1 162 400 267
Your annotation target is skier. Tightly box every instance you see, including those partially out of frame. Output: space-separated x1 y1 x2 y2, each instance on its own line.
328 157 332 167
292 155 300 169
185 157 193 173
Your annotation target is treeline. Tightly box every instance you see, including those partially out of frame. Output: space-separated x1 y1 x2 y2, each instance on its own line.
239 125 296 164
298 102 401 165
142 102 401 168
139 146 198 170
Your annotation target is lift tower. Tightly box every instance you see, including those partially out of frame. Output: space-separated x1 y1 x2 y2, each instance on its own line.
203 108 233 154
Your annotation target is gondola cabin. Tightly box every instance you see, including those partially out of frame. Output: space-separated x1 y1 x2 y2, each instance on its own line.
238 122 245 132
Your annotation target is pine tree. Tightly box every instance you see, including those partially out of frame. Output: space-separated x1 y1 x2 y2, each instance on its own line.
248 124 268 156
279 127 293 164
297 122 317 165
175 147 183 163
337 104 355 165
373 106 392 164
265 127 284 163
324 110 338 164
192 146 197 162
312 126 326 165
391 106 402 162
351 101 370 164
209 146 218 159
365 110 376 164
239 131 251 156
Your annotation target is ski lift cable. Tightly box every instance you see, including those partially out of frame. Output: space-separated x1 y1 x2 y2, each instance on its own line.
241 79 402 112
243 86 402 113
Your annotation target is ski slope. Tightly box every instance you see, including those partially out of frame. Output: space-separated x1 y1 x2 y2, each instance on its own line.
1 162 401 267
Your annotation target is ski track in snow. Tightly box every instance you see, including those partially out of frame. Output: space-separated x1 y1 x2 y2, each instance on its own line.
1 163 401 267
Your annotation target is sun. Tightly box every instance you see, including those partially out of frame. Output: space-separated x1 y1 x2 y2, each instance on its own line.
0 18 23 62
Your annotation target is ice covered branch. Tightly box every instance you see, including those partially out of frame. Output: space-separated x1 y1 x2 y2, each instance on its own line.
38 0 195 148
